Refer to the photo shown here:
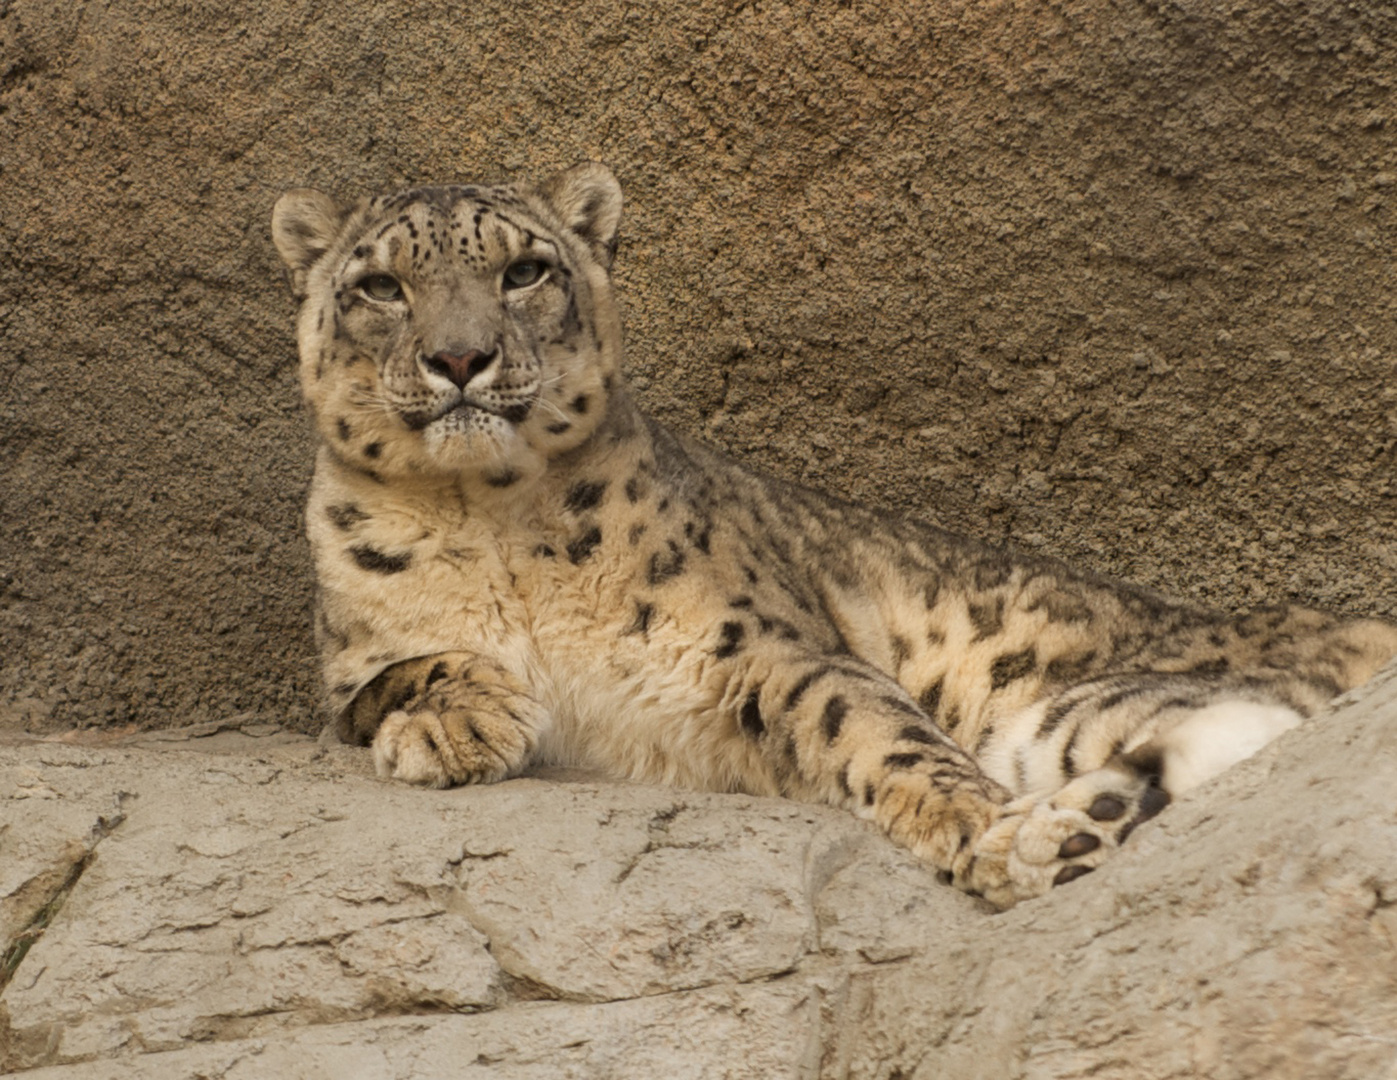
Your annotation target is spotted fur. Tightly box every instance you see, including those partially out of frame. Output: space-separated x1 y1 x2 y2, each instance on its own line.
273 164 1397 908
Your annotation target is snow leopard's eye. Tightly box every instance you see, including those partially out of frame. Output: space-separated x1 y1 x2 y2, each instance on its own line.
359 274 403 302
503 259 546 290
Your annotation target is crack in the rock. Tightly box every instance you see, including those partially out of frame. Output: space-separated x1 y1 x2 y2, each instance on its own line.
613 837 726 885
0 851 92 994
496 967 570 1003
609 806 720 887
854 949 914 967
470 903 821 1009
446 845 511 868
182 992 500 1045
1 794 129 995
196 765 284 787
23 972 795 1071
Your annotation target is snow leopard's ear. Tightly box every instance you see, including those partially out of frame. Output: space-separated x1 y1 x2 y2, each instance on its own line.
272 189 353 294
540 163 624 268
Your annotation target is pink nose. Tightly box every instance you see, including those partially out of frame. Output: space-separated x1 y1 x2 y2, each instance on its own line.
424 349 494 389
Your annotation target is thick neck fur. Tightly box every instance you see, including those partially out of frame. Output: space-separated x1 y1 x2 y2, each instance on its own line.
316 376 650 525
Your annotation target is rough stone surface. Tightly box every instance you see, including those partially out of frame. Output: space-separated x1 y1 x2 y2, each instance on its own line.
2 666 1396 1077
2 0 1395 733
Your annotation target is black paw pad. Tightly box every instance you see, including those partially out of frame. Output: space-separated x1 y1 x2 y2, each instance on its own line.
1058 832 1101 859
1117 782 1172 843
1087 795 1128 822
1138 783 1171 820
1054 864 1094 886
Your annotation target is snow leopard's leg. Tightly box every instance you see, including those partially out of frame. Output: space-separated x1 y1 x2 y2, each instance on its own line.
959 675 1305 907
730 651 1115 896
343 653 548 787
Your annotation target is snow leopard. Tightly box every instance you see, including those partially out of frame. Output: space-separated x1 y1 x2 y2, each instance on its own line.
271 163 1397 908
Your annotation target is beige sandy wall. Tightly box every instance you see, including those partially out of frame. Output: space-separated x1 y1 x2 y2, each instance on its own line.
1 0 1393 731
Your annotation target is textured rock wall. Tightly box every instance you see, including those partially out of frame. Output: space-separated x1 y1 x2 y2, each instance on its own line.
2 0 1394 731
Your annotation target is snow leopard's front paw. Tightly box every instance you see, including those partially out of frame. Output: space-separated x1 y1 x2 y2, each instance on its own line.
957 764 1170 909
369 657 544 788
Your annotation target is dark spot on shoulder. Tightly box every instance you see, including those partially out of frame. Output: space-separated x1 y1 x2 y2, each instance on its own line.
879 695 923 718
714 621 746 659
486 468 520 487
884 751 925 770
349 545 412 574
647 542 686 585
1026 590 1095 624
754 613 800 641
337 418 352 441
624 601 654 636
547 421 572 435
1044 652 1097 684
990 648 1037 690
364 442 382 460
821 696 848 741
628 523 647 545
897 725 938 746
564 480 608 513
918 679 943 718
973 560 1013 590
325 503 370 531
624 476 643 503
786 667 831 710
739 692 764 738
890 634 911 669
571 394 590 414
566 526 603 564
968 597 1004 640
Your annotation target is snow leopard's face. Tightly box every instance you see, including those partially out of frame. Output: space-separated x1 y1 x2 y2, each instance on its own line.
273 164 624 488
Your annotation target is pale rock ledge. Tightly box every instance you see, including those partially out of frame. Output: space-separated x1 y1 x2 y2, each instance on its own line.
3 664 1396 1078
